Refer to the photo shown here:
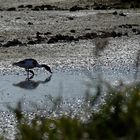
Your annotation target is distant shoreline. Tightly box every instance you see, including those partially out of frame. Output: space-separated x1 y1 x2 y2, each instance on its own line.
0 0 139 11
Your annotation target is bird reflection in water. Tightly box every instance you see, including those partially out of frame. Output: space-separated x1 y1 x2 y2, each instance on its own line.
13 75 52 90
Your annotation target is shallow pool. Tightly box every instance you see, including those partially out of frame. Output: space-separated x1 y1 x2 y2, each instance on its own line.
0 68 137 111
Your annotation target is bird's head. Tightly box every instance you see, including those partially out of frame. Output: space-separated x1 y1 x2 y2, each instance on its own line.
41 64 52 73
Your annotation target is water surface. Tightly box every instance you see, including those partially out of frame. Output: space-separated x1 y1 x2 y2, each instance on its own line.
0 68 137 111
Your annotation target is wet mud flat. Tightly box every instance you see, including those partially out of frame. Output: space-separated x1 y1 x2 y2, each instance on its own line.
0 9 140 46
0 9 139 74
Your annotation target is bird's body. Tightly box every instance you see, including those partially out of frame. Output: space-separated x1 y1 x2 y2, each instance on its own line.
13 59 40 69
13 58 52 79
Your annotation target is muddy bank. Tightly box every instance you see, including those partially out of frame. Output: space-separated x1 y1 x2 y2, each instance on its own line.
0 0 140 11
0 10 139 76
0 10 139 46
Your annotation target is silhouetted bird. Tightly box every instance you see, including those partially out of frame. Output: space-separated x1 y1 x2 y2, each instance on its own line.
13 58 52 79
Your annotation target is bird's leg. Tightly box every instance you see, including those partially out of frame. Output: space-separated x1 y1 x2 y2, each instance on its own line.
26 69 29 80
28 70 34 79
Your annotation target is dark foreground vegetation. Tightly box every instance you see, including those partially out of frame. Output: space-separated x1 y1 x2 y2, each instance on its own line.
1 78 140 140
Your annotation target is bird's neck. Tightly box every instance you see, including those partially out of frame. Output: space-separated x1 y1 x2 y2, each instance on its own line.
36 64 43 68
37 64 52 73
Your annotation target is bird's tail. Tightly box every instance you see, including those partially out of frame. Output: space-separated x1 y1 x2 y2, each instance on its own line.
41 64 52 73
12 62 18 66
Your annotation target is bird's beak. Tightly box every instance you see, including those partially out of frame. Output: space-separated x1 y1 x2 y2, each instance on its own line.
12 63 16 66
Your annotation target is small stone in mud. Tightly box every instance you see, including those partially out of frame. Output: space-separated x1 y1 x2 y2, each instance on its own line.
112 11 118 15
48 34 78 43
16 17 21 19
119 12 126 16
3 39 22 47
36 32 42 38
118 24 134 28
83 32 98 39
18 5 24 8
27 40 37 45
124 32 128 36
7 7 16 11
32 6 40 11
67 17 74 20
85 28 91 31
93 3 108 10
44 32 52 35
25 5 33 9
70 29 76 33
117 32 122 37
28 22 33 25
132 29 136 32
69 5 84 11
136 30 140 35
